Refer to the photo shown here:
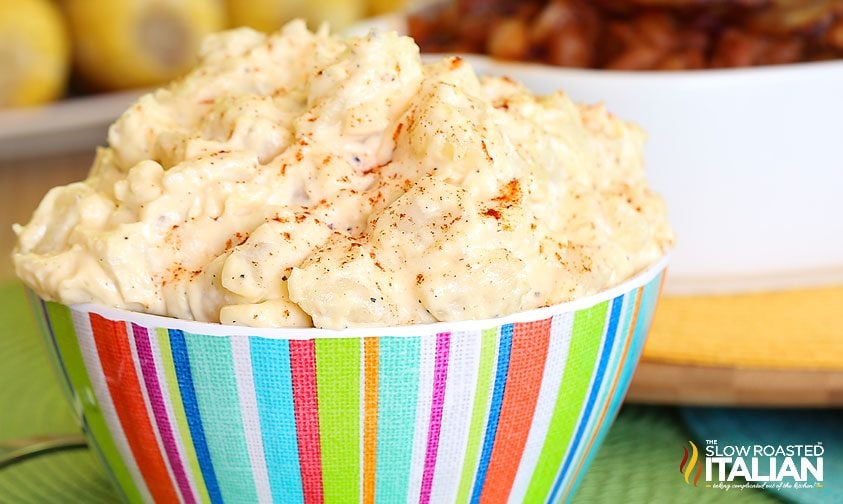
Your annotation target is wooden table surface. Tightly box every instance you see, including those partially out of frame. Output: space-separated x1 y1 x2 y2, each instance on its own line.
1 152 93 280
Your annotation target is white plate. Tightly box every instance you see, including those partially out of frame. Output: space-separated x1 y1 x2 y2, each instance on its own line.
349 14 843 295
0 89 145 161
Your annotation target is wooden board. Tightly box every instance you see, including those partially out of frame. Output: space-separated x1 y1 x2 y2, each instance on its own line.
627 360 843 406
1 152 93 280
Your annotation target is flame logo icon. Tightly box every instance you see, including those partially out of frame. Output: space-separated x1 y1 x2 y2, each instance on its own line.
680 441 702 486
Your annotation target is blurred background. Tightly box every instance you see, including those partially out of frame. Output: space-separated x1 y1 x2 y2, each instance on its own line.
0 0 409 108
1 1 842 502
2 0 842 110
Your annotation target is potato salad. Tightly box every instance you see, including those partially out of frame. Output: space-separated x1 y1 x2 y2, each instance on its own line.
13 21 673 329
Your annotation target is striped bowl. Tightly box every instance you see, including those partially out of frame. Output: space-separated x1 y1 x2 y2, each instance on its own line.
31 256 667 504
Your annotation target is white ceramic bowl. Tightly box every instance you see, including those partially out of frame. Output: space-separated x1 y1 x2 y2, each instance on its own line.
348 15 843 295
0 89 145 160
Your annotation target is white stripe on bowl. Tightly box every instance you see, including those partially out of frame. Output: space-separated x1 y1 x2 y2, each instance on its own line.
405 332 438 503
429 329 483 503
230 336 273 504
70 309 154 504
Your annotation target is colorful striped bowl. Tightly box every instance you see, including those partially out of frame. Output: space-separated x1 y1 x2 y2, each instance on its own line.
31 256 667 504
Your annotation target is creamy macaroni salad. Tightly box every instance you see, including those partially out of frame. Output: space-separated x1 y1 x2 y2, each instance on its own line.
13 22 673 329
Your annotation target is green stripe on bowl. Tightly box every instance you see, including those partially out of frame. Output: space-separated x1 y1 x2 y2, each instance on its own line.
454 327 498 504
44 303 144 504
315 338 362 503
156 328 211 504
523 301 609 502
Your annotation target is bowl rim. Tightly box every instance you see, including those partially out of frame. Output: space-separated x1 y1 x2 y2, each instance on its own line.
448 53 843 82
57 254 670 339
350 12 843 82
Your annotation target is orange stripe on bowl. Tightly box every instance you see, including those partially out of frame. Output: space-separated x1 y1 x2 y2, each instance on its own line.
479 318 552 503
363 337 379 504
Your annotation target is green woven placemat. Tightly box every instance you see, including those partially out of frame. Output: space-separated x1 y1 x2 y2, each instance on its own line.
575 407 779 503
0 282 118 503
0 282 778 503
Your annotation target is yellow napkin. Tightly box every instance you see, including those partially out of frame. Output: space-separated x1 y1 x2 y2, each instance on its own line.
643 285 843 370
